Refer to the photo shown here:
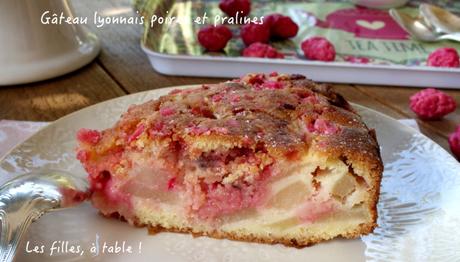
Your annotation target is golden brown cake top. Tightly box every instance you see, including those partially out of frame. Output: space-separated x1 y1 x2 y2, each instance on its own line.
85 73 382 175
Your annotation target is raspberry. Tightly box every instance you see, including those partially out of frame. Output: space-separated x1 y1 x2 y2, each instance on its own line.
242 43 284 58
219 0 251 17
449 125 460 160
265 13 282 27
198 25 232 51
265 13 299 39
240 23 270 46
409 88 456 120
427 47 460 68
301 36 336 62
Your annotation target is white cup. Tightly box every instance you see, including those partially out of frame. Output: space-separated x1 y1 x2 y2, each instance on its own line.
0 0 100 85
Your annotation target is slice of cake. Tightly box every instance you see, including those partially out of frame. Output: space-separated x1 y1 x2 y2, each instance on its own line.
76 73 383 247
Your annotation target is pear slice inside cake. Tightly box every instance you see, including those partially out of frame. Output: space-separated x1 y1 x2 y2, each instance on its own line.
76 73 382 247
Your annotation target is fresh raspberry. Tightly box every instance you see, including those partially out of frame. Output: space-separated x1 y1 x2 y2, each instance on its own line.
198 25 232 51
219 0 251 17
301 36 336 62
449 125 460 160
240 23 270 46
265 13 299 39
242 42 284 58
427 47 460 68
265 13 282 27
409 88 456 120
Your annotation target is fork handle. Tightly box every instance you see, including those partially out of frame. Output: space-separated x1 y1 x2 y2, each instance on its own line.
0 211 37 262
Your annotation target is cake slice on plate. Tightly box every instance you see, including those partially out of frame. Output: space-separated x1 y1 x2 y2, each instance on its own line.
76 73 383 247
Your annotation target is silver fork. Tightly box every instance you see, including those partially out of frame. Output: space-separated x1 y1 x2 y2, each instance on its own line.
0 171 88 262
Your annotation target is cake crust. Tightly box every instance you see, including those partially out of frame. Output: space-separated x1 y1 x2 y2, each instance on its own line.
102 207 377 248
85 73 381 170
146 222 377 248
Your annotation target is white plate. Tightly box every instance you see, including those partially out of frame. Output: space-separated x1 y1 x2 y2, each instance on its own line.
1 86 460 261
